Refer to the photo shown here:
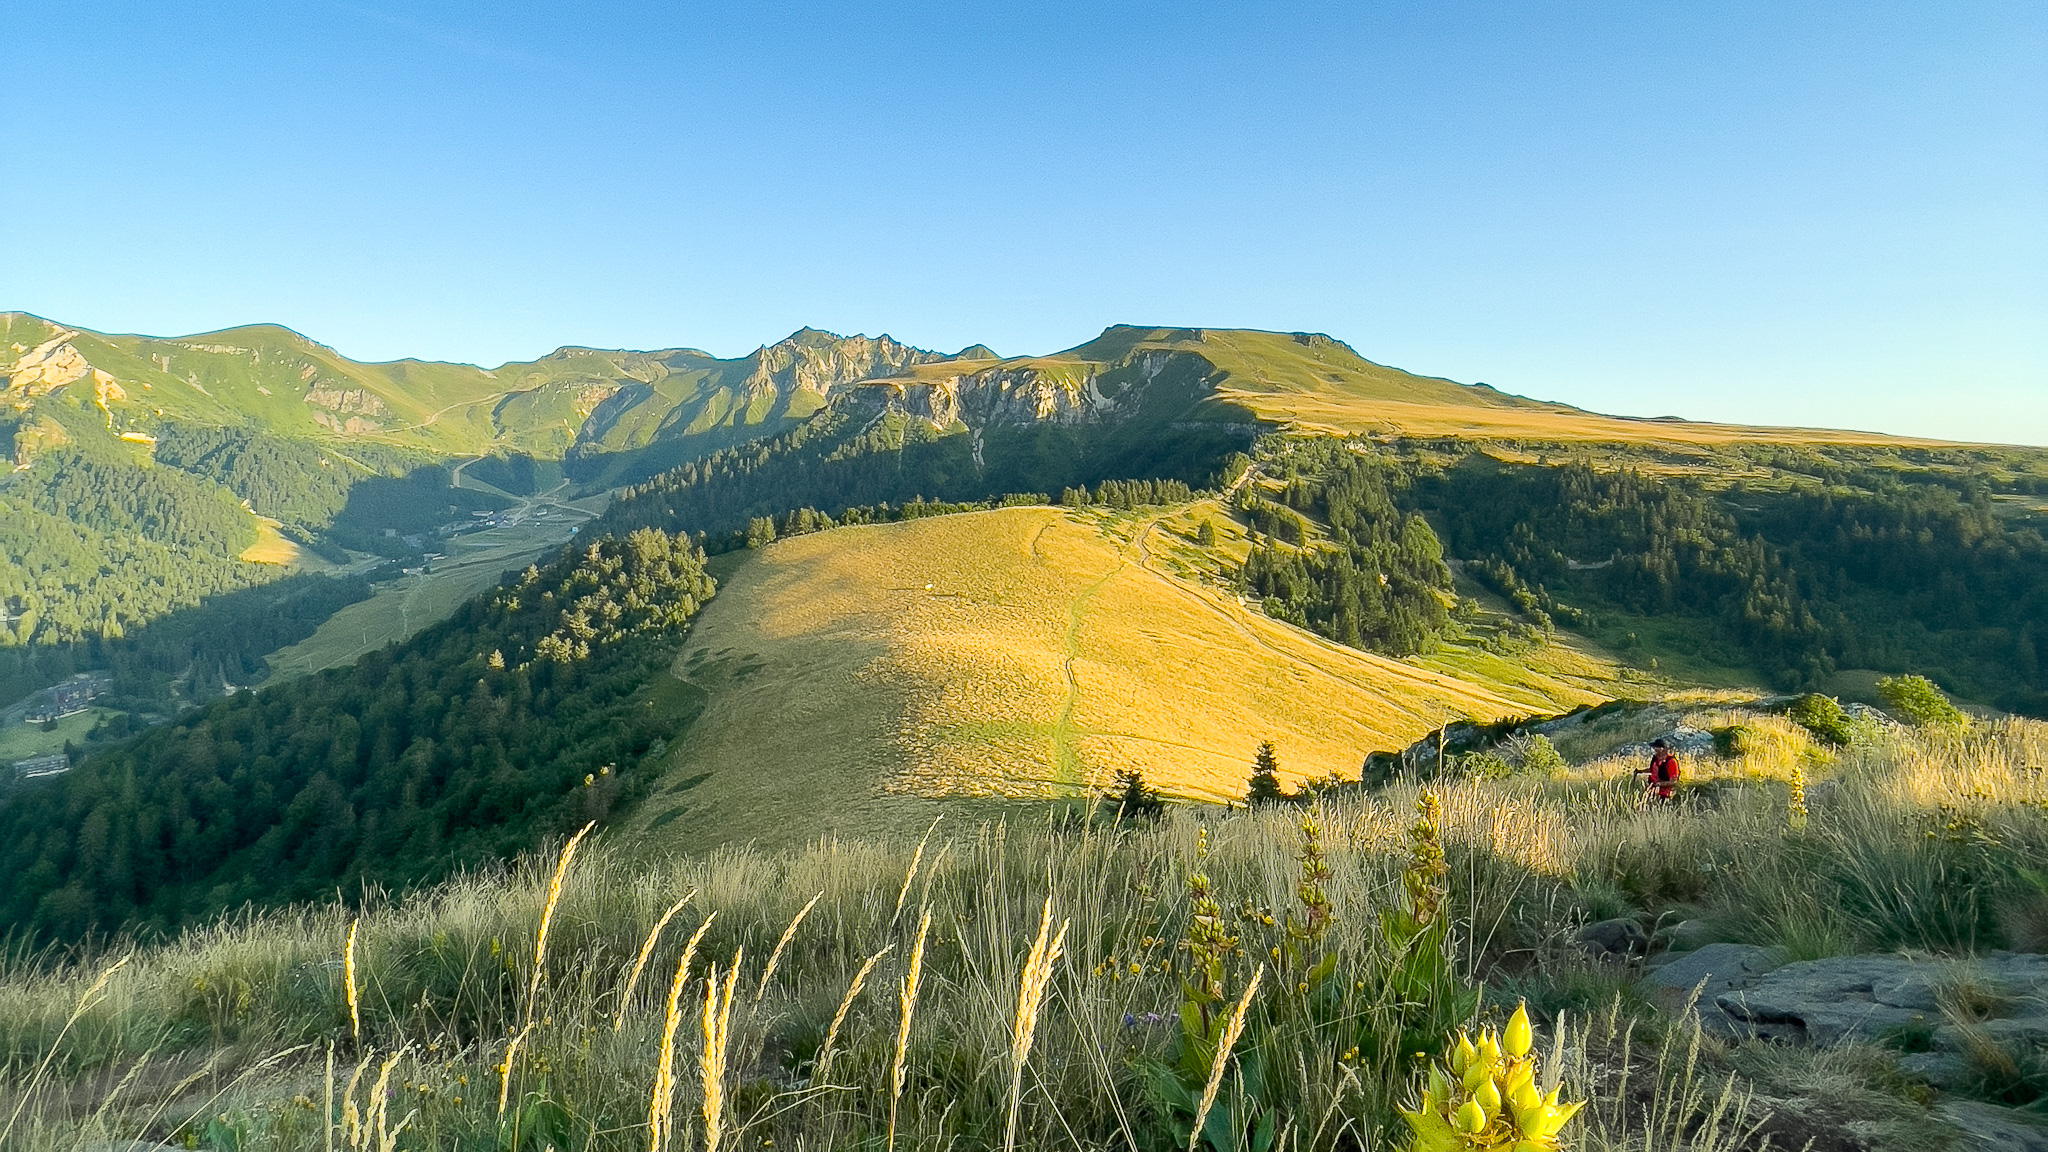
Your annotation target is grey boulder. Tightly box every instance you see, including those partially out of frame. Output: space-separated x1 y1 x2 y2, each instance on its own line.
1706 951 2048 1049
1938 1100 2048 1152
1640 942 1789 1020
1578 917 1649 958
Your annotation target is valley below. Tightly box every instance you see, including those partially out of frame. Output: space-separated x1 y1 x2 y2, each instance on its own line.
261 479 606 682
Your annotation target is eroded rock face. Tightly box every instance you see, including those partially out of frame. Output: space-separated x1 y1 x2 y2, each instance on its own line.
875 364 1109 429
304 386 391 434
738 332 946 407
4 333 94 397
304 386 390 416
569 382 621 418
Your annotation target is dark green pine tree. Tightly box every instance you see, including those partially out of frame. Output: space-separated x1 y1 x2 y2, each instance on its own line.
1247 740 1287 805
1106 769 1165 822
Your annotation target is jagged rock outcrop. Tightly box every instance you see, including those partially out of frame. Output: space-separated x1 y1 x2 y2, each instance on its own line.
854 347 1210 432
10 415 67 467
736 330 946 407
4 332 119 401
303 385 390 434
871 364 1108 429
303 386 389 416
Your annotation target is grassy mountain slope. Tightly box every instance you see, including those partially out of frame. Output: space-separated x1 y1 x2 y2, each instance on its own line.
1065 326 1545 408
1 313 508 453
1 314 970 465
861 324 1955 450
628 502 1622 850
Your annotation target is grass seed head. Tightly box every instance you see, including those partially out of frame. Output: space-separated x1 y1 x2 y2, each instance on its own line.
344 918 361 1044
757 890 823 1003
525 821 595 1029
1188 963 1263 1152
617 888 696 1031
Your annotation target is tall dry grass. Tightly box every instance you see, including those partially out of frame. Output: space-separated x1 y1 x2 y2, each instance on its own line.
0 714 2039 1150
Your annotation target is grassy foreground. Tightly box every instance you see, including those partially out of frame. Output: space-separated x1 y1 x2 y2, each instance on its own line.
1 716 2043 1151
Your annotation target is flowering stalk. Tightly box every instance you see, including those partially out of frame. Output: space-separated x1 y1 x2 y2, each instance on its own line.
1399 1003 1584 1151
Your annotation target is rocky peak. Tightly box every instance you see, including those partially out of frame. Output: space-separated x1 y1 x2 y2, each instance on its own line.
738 330 949 403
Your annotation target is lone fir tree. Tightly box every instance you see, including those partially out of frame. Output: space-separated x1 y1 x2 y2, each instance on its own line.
1247 740 1287 805
1105 769 1165 822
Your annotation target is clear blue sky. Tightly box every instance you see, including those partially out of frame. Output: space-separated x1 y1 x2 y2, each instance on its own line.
5 1 2044 444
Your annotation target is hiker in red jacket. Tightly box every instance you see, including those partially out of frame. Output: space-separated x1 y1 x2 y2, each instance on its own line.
1636 739 1680 803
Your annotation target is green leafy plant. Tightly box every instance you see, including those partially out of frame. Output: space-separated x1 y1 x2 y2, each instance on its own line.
1380 792 1481 1061
1712 724 1758 758
1517 735 1567 777
1788 694 1855 746
1878 674 1968 729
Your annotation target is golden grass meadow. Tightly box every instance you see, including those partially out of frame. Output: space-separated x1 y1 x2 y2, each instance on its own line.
631 505 1621 853
1 710 2043 1151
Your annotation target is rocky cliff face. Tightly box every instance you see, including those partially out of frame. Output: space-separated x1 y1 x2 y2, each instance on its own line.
865 364 1105 428
734 330 948 407
0 318 1263 479
3 332 119 401
849 348 1207 432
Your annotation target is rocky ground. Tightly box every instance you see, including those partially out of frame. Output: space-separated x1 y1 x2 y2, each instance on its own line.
1575 928 2048 1150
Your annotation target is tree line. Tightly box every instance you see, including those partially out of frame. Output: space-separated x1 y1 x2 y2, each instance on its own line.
592 403 1243 545
0 573 374 714
0 528 715 941
151 424 426 536
0 445 270 651
1419 453 2048 712
1238 446 1455 656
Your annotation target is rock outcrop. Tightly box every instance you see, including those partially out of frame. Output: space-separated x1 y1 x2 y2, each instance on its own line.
1641 942 1793 1017
1640 949 2048 1148
1718 952 2048 1047
736 330 944 406
304 385 391 434
4 332 120 402
1644 948 2048 1050
303 386 390 417
1577 917 1651 959
1937 1100 2048 1152
866 363 1108 429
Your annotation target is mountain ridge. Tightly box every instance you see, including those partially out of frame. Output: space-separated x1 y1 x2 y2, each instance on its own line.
6 312 1986 478
2 313 1592 462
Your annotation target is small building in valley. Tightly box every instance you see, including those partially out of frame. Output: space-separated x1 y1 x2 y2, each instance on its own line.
22 672 109 723
13 754 69 780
